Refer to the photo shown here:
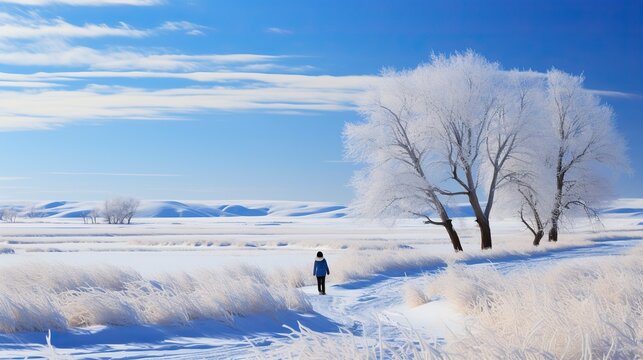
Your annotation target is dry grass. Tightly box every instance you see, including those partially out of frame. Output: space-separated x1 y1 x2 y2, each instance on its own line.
0 263 311 332
424 244 642 358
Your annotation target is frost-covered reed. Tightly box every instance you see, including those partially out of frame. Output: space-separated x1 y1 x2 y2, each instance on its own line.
0 263 311 333
0 249 450 333
422 244 642 358
265 323 447 360
330 251 445 283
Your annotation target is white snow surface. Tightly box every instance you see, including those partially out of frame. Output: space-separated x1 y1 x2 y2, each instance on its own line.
0 198 640 358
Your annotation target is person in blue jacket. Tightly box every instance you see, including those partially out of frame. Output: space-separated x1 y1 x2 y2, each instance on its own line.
313 251 330 295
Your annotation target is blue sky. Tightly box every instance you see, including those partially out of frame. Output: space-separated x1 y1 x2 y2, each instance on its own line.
0 0 640 202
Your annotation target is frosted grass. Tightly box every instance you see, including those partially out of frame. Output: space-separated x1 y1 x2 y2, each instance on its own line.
0 263 311 332
425 244 641 358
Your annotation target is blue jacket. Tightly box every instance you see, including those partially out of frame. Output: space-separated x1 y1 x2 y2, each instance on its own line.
313 258 330 277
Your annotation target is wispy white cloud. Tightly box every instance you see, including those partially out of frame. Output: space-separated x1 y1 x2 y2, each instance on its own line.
0 72 379 130
1 67 637 133
0 13 217 41
0 13 148 39
0 12 299 76
159 21 209 36
588 89 642 100
49 172 181 177
237 63 315 73
265 27 292 35
0 42 286 70
0 70 379 89
0 13 228 73
0 0 161 6
0 80 61 88
0 3 372 146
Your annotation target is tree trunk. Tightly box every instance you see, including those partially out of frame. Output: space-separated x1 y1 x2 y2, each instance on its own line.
461 164 493 250
549 186 562 242
433 200 464 252
428 192 464 252
549 143 565 243
548 225 558 242
467 191 492 250
549 187 562 242
549 185 562 242
477 216 492 250
471 207 492 250
443 219 463 252
533 230 544 246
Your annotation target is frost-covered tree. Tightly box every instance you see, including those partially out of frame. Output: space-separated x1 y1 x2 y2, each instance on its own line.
347 52 627 250
89 207 100 224
499 168 554 246
414 52 535 249
486 69 627 245
81 211 90 224
345 70 464 252
0 208 17 223
104 197 139 225
346 52 539 250
544 70 627 242
82 207 101 224
493 82 555 246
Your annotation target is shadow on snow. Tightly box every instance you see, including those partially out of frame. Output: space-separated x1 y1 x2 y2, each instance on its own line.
0 310 340 354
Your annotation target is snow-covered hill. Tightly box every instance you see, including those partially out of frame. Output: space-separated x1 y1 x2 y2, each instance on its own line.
0 200 349 219
1 198 641 219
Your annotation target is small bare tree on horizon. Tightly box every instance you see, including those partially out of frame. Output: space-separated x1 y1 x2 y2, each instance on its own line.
104 197 140 225
82 207 101 224
0 208 17 223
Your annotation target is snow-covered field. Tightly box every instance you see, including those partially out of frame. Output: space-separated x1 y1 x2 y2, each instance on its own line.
0 199 641 359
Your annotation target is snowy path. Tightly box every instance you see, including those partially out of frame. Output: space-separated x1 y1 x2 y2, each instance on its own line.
1 235 640 359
